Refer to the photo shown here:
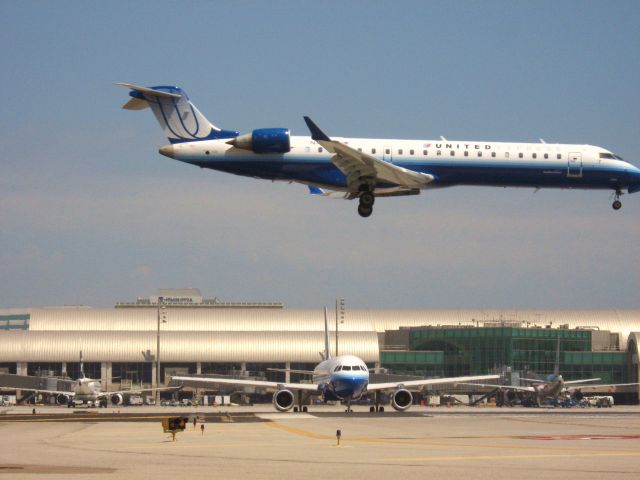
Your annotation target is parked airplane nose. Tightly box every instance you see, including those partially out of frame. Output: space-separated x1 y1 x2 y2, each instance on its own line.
159 145 175 159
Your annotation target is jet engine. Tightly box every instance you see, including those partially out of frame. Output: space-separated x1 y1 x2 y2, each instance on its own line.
272 389 295 412
227 128 290 154
56 394 70 405
391 388 413 411
110 393 124 406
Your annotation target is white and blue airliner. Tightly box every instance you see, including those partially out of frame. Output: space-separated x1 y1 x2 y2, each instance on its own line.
172 308 499 413
119 83 640 217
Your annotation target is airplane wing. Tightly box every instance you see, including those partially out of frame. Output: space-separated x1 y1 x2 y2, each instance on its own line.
307 184 420 198
366 374 501 392
563 378 601 385
5 387 75 397
98 385 180 398
455 383 536 393
266 368 315 376
171 376 320 392
303 117 434 191
567 382 639 393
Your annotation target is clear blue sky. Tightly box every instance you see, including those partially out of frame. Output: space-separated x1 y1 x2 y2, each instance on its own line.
1 1 639 309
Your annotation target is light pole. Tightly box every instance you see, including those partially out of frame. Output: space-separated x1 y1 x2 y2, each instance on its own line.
156 296 166 406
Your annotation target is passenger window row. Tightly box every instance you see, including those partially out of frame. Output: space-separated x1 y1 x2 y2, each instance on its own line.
315 144 564 160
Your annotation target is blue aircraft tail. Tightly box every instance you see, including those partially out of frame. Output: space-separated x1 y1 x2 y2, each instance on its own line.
118 83 238 144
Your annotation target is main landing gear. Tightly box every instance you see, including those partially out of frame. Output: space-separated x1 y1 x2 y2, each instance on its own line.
368 392 384 413
357 191 375 218
612 190 623 210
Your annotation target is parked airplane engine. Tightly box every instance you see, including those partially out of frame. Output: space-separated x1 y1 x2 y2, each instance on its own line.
272 389 295 412
110 393 124 405
391 388 413 411
56 394 70 405
228 128 290 154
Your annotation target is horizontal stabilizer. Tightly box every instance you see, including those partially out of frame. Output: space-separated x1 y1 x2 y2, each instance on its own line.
122 97 150 110
116 82 182 99
267 368 315 375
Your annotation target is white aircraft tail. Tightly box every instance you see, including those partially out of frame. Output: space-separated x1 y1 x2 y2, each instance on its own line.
553 337 560 377
117 83 238 144
79 350 85 379
322 307 332 360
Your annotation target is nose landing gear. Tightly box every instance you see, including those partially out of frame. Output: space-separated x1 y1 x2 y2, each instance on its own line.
612 189 623 210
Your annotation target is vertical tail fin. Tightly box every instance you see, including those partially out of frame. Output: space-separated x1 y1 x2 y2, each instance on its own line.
79 350 85 379
323 307 332 360
117 83 238 143
553 337 560 377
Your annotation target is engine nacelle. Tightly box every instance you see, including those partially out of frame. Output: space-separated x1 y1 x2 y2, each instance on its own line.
228 128 290 154
391 388 413 411
272 389 295 412
56 394 70 405
110 393 124 406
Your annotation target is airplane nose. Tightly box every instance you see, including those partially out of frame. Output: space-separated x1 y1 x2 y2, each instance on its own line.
159 145 175 159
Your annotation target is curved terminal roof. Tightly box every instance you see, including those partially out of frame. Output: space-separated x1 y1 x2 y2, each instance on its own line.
1 307 638 365
19 307 640 348
0 331 379 363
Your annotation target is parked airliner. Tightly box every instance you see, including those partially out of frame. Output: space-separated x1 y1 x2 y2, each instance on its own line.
17 352 176 407
172 308 499 413
119 83 640 217
460 340 639 406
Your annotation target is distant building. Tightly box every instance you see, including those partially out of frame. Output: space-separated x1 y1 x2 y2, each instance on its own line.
0 290 638 402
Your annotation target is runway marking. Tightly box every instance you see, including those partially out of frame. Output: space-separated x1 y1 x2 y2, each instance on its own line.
263 422 637 453
264 421 333 440
391 451 640 463
517 434 640 441
500 415 640 430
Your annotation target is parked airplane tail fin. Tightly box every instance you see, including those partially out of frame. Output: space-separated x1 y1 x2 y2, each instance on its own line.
79 350 85 379
553 337 560 377
117 83 238 144
323 307 332 360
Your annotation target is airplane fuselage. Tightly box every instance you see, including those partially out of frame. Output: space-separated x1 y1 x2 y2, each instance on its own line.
163 136 640 194
72 378 102 404
312 354 369 402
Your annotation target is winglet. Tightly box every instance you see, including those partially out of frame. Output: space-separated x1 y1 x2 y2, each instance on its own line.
303 116 331 142
308 186 325 195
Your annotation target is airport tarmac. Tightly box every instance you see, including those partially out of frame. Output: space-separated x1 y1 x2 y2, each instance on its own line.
1 405 639 479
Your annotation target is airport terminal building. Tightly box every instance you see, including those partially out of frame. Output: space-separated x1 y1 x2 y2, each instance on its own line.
1 289 639 402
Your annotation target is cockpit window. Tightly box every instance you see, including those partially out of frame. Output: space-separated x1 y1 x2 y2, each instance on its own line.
342 366 352 371
601 153 625 160
334 366 341 372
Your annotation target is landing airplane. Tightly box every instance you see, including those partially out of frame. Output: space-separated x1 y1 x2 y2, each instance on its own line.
172 308 500 413
119 83 640 217
17 352 176 408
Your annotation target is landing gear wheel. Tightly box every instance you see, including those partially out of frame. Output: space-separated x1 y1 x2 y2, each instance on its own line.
612 200 622 210
358 204 373 218
360 192 375 208
302 406 308 413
